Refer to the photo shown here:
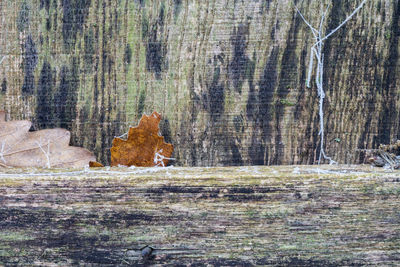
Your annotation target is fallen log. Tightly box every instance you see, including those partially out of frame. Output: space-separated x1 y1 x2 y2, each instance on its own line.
0 165 399 265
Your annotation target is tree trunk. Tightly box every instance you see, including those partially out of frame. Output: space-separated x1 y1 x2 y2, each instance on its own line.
0 0 398 166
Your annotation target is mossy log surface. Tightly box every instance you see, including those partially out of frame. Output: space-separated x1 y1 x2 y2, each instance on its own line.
0 165 399 266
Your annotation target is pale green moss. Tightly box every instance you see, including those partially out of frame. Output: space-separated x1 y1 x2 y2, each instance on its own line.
0 231 34 242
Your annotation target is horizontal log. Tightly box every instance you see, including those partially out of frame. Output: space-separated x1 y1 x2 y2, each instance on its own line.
0 165 399 265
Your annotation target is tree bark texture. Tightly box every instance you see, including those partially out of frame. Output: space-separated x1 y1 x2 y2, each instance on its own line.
0 166 399 265
0 0 398 166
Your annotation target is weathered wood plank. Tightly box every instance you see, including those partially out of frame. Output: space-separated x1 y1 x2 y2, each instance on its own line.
0 0 398 165
0 165 399 265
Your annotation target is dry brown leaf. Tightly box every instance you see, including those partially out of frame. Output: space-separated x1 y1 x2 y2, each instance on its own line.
110 111 173 167
0 111 95 168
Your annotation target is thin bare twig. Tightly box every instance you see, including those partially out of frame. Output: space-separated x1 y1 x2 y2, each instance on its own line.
295 0 367 164
36 139 51 168
294 5 318 37
379 151 396 171
317 0 367 45
154 149 175 167
0 141 6 164
0 56 7 65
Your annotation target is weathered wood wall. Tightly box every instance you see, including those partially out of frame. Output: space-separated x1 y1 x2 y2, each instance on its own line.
0 0 398 166
0 166 399 265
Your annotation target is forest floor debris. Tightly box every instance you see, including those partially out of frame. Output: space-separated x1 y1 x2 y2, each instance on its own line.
368 140 400 170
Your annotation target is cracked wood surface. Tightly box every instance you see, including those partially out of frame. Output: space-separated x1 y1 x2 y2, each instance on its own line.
0 165 399 265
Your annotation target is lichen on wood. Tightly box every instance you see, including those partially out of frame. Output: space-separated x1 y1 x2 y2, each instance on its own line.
0 165 399 265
